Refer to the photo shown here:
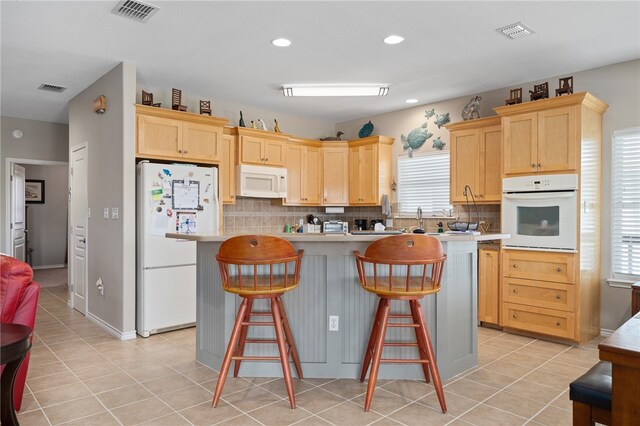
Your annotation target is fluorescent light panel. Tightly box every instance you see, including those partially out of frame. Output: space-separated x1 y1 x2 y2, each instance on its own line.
282 84 389 97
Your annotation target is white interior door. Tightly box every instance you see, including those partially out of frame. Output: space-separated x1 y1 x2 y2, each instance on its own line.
70 146 88 314
10 164 26 261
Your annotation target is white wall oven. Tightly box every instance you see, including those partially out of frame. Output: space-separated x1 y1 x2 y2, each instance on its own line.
502 174 578 252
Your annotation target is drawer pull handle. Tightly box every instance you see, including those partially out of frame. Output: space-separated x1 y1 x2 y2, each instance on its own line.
556 293 561 300
538 163 542 167
556 268 562 272
531 163 536 168
512 313 518 319
513 288 518 294
513 264 518 269
556 321 561 326
178 149 182 153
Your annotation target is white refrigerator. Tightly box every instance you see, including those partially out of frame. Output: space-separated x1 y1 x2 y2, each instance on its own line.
136 161 219 337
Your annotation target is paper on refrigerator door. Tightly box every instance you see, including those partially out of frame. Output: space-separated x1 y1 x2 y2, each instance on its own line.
176 212 197 234
150 210 171 236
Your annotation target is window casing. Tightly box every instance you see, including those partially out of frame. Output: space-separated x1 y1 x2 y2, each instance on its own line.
397 151 450 217
611 127 640 280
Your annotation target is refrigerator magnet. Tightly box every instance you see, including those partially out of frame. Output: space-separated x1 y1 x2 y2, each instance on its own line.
167 209 173 217
156 206 163 212
162 168 172 176
203 198 210 204
151 188 163 201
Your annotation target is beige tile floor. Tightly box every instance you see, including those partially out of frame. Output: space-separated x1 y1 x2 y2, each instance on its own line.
18 284 606 425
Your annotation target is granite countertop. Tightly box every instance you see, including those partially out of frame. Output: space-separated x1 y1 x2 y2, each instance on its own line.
166 232 510 243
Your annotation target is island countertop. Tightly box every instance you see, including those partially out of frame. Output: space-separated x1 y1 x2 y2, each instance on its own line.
188 233 509 381
166 232 509 243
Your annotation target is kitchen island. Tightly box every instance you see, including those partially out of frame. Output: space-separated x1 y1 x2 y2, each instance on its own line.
167 232 508 380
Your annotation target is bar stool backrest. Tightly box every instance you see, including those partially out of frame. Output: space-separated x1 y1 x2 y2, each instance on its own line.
354 235 446 296
216 235 304 294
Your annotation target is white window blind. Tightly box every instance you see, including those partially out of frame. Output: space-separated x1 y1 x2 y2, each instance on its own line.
612 127 640 279
398 152 450 216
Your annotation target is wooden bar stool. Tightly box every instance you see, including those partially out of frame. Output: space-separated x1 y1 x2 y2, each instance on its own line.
212 235 304 409
354 235 447 413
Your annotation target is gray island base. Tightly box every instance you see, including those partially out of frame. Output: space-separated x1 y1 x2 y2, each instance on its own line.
167 233 509 381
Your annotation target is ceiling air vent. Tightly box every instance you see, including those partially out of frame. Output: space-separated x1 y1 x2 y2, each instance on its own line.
111 0 159 23
38 83 67 93
496 22 535 40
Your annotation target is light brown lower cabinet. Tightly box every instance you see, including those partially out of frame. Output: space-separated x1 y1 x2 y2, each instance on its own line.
478 248 500 325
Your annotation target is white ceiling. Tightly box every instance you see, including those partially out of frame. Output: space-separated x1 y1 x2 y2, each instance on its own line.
2 1 639 124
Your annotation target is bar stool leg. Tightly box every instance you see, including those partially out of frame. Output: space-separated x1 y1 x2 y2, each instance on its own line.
271 297 296 408
409 300 431 384
360 298 386 382
212 298 249 407
233 299 254 377
415 299 447 413
276 296 303 379
364 298 390 412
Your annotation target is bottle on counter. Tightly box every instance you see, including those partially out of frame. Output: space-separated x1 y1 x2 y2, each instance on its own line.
437 222 444 233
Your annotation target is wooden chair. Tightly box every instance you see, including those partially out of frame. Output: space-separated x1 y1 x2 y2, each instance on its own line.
354 235 447 413
529 82 549 101
505 88 522 105
556 76 574 96
213 235 304 409
141 90 161 107
200 100 212 116
171 88 187 112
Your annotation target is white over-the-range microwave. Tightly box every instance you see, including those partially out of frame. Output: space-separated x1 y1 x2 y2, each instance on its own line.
236 164 288 198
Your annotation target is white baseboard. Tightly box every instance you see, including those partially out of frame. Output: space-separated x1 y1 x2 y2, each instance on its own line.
87 312 137 340
600 328 614 337
32 264 67 270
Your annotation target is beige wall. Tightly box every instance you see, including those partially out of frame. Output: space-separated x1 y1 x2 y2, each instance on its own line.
1 116 68 254
68 62 137 337
337 59 640 331
23 164 68 268
136 87 336 139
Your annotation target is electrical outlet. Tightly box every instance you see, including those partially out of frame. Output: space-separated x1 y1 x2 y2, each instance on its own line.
329 315 339 331
103 208 109 219
111 207 118 220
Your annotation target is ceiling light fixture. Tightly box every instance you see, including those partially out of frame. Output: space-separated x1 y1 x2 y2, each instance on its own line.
383 35 405 45
405 99 418 104
272 38 292 47
282 84 389 97
496 22 535 39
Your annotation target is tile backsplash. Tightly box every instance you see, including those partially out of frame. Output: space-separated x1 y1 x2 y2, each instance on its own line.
223 198 501 234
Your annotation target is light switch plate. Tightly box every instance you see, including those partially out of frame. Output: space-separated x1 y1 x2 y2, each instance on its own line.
111 207 119 220
103 208 109 219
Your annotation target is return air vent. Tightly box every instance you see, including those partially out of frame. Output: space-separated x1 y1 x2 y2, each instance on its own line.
496 22 535 39
111 0 159 23
38 83 67 93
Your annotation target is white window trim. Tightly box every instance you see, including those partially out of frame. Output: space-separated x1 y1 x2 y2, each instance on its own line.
610 126 640 282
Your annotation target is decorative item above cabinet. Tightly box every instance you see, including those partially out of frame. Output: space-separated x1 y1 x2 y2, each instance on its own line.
135 104 228 164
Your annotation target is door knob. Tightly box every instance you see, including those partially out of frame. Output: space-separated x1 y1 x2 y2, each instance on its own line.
513 264 518 268
531 163 536 168
178 149 182 153
512 313 518 319
538 163 542 167
556 321 561 326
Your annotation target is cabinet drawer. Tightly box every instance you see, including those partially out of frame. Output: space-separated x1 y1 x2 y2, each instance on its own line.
502 302 575 339
502 250 575 284
503 278 575 312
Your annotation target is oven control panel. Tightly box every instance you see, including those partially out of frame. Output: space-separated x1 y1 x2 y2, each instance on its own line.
502 174 578 192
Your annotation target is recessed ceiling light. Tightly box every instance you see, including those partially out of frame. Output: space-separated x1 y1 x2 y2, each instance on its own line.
383 35 405 45
405 99 418 104
272 38 292 47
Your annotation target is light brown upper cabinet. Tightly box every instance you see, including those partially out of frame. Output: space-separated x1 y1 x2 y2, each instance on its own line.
220 127 237 204
285 138 323 206
236 127 288 167
447 117 502 204
495 92 607 177
136 104 228 164
322 144 349 205
348 136 393 205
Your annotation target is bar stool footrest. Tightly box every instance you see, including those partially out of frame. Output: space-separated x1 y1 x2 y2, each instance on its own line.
381 358 430 364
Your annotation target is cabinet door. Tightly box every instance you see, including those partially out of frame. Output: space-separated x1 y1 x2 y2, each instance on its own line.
349 146 361 204
478 249 500 324
137 114 182 159
479 125 502 202
220 134 236 204
503 113 537 176
323 147 349 205
264 139 286 166
285 144 304 204
359 144 378 204
537 106 577 173
240 136 265 165
450 130 479 203
304 146 323 204
182 122 220 162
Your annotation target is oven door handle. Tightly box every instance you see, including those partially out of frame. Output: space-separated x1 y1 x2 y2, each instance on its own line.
502 192 575 200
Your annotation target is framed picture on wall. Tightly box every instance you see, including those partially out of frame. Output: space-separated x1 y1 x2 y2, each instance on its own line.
25 179 45 204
